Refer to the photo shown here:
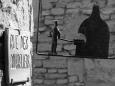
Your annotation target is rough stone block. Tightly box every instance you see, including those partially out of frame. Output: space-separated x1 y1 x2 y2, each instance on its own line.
81 0 92 8
68 59 84 81
47 0 58 2
43 59 67 68
102 7 115 14
96 0 107 8
51 8 64 15
106 20 115 32
34 68 47 73
109 47 114 56
58 69 67 73
42 0 52 9
100 13 110 20
66 8 79 13
56 79 68 84
69 76 79 82
48 69 57 73
34 79 43 84
44 19 54 25
56 2 66 8
64 44 76 50
67 2 81 8
44 79 56 85
45 73 67 79
33 60 42 68
42 10 51 16
81 8 92 15
58 0 74 3
111 14 115 19
38 26 47 32
33 54 49 60
37 43 51 51
107 0 115 6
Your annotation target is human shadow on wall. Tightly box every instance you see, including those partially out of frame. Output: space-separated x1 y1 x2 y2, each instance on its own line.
75 4 110 58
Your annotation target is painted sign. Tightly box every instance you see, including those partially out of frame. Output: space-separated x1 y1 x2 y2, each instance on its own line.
5 29 32 84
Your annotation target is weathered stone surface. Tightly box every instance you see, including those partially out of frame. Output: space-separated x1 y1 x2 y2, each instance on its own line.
56 79 68 84
39 26 47 32
56 2 66 8
63 14 88 40
95 0 107 8
81 0 92 8
107 0 115 6
81 8 92 15
34 68 47 73
45 73 67 79
100 13 110 20
64 44 76 50
37 43 51 51
33 60 43 68
44 79 56 85
47 0 58 2
69 76 79 82
68 59 84 81
51 8 64 15
42 10 51 16
34 79 44 84
58 69 67 73
111 14 115 19
44 19 54 25
43 59 67 68
42 0 52 9
48 69 57 73
67 2 81 8
66 8 79 13
58 0 74 3
33 53 49 60
106 20 115 32
102 7 115 14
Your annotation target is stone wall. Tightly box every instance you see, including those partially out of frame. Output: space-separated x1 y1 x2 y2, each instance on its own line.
33 56 115 86
0 0 33 86
32 0 115 86
32 0 115 57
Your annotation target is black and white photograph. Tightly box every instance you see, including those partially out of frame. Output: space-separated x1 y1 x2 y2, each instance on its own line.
0 0 115 86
